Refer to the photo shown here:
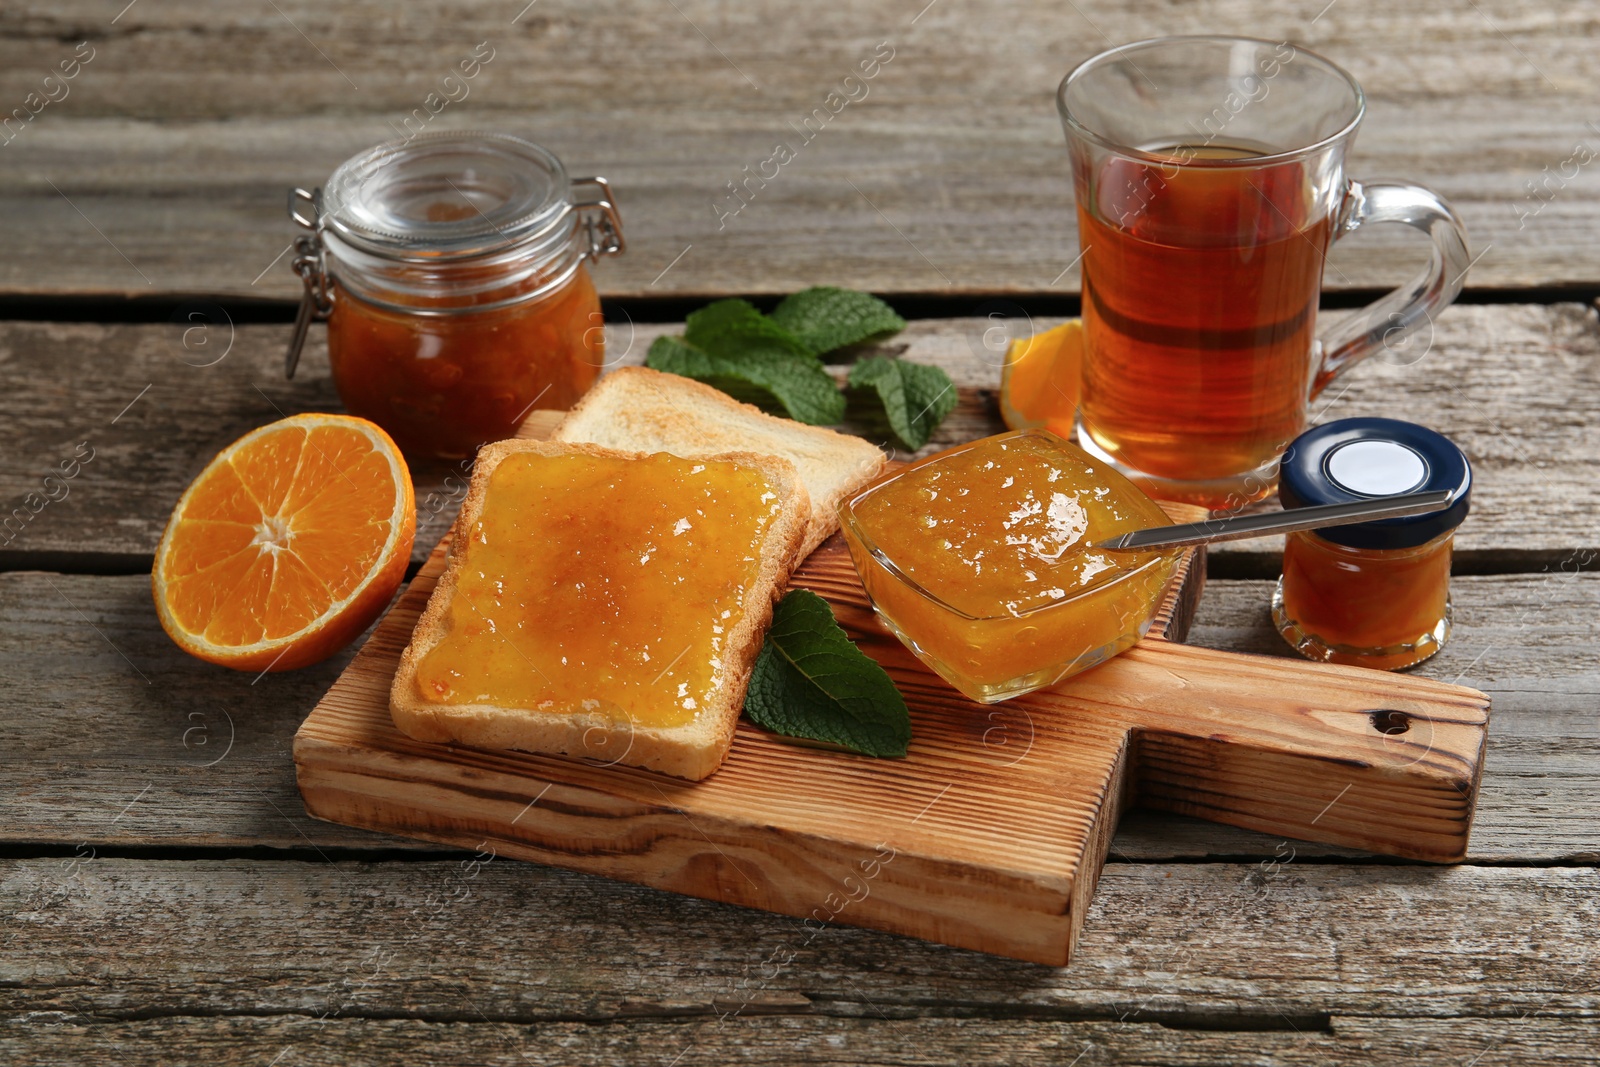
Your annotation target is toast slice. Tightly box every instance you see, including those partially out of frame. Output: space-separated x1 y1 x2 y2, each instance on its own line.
551 366 887 558
391 439 811 781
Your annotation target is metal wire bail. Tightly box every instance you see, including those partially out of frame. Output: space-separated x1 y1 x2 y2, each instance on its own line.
571 176 625 259
285 187 332 379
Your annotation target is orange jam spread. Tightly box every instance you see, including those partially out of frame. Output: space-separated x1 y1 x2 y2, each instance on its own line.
841 430 1179 702
1278 529 1453 670
413 449 783 727
327 265 603 460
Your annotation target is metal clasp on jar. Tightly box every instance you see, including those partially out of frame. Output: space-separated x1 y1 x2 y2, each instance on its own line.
285 186 333 379
571 176 625 259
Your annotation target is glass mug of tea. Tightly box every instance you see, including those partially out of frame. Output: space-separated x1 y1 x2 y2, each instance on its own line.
1058 36 1470 507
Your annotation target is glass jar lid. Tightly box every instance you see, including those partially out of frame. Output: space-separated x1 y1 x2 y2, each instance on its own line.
1279 417 1472 549
322 131 573 261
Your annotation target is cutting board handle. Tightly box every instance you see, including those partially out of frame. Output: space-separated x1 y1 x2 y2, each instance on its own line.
1043 641 1489 862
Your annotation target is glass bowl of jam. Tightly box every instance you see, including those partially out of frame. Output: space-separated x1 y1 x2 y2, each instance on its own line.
839 429 1183 704
287 132 625 459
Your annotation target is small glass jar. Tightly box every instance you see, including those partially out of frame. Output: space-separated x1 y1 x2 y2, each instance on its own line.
1271 418 1472 670
287 132 624 459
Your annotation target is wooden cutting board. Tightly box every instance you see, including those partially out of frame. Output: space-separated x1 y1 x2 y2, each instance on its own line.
294 413 1489 965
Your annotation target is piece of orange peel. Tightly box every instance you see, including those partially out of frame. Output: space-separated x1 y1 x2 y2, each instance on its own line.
999 319 1082 435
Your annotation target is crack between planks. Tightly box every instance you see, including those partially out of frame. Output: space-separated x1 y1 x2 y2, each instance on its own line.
6 1005 1600 1031
0 287 1594 328
0 1005 1332 1032
0 842 1595 867
1207 550 1600 581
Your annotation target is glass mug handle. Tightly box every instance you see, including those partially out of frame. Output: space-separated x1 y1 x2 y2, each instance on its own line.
1312 180 1472 396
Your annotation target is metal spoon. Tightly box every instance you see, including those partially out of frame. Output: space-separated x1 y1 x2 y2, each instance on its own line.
1094 489 1456 551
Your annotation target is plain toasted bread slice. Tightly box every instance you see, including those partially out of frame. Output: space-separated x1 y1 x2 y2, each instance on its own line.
551 366 887 558
390 439 811 781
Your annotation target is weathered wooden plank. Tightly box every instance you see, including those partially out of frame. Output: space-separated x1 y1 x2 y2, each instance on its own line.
1124 572 1600 863
2 1014 1597 1067
0 304 1593 570
0 567 406 852
4 860 1596 1022
0 1 1594 296
0 318 991 571
3 570 1596 862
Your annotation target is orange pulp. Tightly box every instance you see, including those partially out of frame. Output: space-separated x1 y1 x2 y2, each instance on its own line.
412 450 785 727
327 264 604 459
152 413 415 672
1277 529 1454 669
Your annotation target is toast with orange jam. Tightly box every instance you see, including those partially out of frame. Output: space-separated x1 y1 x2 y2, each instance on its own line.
390 439 810 780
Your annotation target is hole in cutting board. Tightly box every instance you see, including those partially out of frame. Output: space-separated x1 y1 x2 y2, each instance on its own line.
1368 709 1413 735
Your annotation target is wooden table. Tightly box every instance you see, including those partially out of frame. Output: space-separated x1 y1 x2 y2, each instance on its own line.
2 2 1596 1063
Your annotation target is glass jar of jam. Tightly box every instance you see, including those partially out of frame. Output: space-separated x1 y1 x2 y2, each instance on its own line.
286 132 624 458
1271 418 1472 670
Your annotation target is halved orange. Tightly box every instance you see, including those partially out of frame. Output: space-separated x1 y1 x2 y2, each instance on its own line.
999 319 1083 435
153 413 415 672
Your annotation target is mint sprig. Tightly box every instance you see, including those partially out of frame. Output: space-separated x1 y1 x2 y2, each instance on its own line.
685 298 815 362
645 336 845 424
643 286 957 446
770 287 906 358
847 356 957 451
743 589 911 758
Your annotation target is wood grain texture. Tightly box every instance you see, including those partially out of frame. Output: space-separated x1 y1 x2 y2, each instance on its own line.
4 569 1592 863
0 1 1593 297
1 304 1594 571
4 1014 1600 1067
4 859 1595 1022
0 0 1587 1053
294 414 1484 963
294 492 1210 965
1125 573 1600 865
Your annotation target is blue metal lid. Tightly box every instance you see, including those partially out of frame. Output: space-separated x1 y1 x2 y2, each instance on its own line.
1278 418 1471 549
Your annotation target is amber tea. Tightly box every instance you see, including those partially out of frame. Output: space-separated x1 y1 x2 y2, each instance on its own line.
1077 145 1331 484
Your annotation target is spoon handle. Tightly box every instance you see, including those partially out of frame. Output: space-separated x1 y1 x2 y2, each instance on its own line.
1096 489 1457 551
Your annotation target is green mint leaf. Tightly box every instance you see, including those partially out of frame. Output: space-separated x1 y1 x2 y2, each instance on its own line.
683 298 815 363
769 287 907 357
846 356 957 450
645 335 846 425
743 589 911 758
